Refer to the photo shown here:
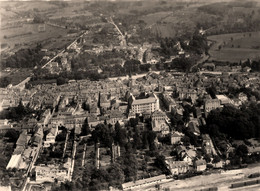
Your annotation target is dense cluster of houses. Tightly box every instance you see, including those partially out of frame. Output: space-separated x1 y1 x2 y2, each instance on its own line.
0 65 259 188
6 127 42 173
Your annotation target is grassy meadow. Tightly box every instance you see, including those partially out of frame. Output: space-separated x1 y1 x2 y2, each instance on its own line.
208 31 260 62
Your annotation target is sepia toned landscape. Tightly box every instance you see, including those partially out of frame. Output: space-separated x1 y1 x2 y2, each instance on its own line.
0 0 260 191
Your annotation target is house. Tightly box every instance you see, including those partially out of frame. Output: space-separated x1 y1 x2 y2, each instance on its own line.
44 126 58 147
231 98 242 107
176 145 197 165
35 163 70 183
87 115 100 127
176 145 187 158
165 159 189 175
203 63 215 71
130 93 159 114
188 120 200 136
170 131 184 144
151 110 167 122
89 103 99 115
38 109 52 128
194 159 207 172
216 95 231 105
152 120 170 136
213 161 223 168
6 154 22 169
204 99 221 114
202 134 212 155
194 107 202 118
31 127 43 147
182 149 196 165
0 119 12 134
16 130 28 149
238 92 248 102
151 110 170 135
242 66 251 72
106 110 125 125
175 105 184 115
118 104 128 114
99 93 111 109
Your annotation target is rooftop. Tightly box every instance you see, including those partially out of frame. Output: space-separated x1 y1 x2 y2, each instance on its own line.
132 97 157 105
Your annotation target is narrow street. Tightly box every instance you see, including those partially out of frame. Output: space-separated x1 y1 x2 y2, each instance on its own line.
69 140 77 181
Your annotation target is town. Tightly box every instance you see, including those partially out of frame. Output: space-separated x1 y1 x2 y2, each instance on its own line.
0 0 260 191
0 59 260 190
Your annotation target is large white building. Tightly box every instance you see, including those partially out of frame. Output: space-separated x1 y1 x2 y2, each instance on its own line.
6 154 22 170
204 99 221 113
131 94 159 114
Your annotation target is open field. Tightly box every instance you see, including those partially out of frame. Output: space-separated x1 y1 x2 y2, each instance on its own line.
8 69 32 86
47 4 92 19
142 4 214 38
1 1 58 13
0 23 69 52
209 48 260 63
141 11 173 26
0 68 32 85
208 31 260 63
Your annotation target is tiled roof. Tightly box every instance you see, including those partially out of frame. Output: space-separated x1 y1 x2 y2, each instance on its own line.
132 97 157 105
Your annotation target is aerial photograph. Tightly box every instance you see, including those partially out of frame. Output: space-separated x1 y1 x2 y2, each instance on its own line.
0 0 260 190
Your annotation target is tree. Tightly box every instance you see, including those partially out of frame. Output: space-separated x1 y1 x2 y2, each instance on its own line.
57 77 67 85
118 153 138 182
147 131 157 151
33 14 45 23
91 123 113 147
82 102 89 111
0 76 11 88
206 86 217 99
81 118 91 136
236 144 248 157
206 104 260 140
181 136 190 146
204 154 211 163
129 118 139 127
107 163 125 189
212 155 221 163
124 59 141 74
114 122 126 147
154 155 170 175
55 129 67 142
5 129 19 142
142 131 149 149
